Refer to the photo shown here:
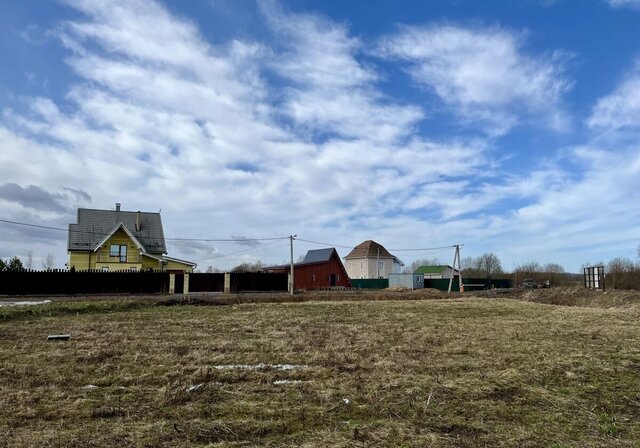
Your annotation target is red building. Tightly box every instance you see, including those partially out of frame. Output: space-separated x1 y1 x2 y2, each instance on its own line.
267 248 351 290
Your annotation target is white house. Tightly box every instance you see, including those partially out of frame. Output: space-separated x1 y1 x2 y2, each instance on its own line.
344 240 404 279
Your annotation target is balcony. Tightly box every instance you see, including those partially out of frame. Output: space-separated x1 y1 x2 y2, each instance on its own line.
96 254 141 263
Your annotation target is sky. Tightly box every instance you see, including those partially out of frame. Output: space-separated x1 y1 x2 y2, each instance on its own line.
1 0 640 273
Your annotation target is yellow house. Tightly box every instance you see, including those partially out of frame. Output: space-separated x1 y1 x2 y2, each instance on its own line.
67 203 196 272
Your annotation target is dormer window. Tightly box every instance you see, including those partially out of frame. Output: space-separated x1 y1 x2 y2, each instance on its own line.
110 244 127 262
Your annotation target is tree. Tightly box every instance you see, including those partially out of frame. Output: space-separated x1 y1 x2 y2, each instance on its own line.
7 256 24 271
231 261 265 272
205 265 222 273
0 258 6 272
542 262 566 286
403 258 441 274
42 253 56 270
514 261 542 283
475 253 503 279
607 257 638 290
26 250 33 270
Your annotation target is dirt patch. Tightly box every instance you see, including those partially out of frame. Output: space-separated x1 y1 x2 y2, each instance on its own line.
507 286 640 308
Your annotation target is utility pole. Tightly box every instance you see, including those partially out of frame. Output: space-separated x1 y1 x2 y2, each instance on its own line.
447 244 463 293
289 235 297 296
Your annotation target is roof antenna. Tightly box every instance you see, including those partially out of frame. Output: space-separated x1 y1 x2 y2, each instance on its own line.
159 208 162 214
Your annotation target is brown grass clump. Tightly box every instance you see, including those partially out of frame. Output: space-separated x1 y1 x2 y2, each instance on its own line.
1 294 640 446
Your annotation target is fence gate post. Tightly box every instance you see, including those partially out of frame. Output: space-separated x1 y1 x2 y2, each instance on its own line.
224 273 231 294
183 273 189 296
169 273 175 295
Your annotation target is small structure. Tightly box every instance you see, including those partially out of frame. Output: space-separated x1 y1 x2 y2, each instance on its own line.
266 248 351 290
344 240 404 279
67 203 196 272
415 265 460 279
389 273 424 290
584 265 605 290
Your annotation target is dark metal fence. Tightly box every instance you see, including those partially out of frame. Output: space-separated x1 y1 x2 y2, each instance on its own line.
0 271 288 296
231 272 287 292
0 270 168 296
190 273 225 292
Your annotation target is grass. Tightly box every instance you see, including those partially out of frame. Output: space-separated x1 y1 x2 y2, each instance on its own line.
1 292 640 446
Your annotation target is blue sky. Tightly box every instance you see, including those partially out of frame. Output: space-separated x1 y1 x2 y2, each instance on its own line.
1 0 640 272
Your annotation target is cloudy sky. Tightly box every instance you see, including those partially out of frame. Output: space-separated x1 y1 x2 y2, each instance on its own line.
1 0 640 272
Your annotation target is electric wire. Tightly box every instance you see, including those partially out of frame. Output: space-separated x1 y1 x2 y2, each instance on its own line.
0 218 288 243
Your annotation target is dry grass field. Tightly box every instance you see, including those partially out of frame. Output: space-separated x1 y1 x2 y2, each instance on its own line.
2 290 640 447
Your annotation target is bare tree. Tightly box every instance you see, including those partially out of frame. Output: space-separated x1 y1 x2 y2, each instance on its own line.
476 253 503 279
42 253 56 270
205 265 222 273
606 257 639 290
231 261 265 272
514 261 542 283
26 250 33 270
403 258 441 273
542 263 565 286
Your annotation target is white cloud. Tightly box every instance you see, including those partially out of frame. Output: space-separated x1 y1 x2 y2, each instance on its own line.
605 0 640 9
261 2 424 143
2 0 638 274
378 24 573 134
587 61 640 130
0 0 498 269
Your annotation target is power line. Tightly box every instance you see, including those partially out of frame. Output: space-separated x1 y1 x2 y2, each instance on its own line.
296 237 457 252
0 217 460 254
0 218 288 243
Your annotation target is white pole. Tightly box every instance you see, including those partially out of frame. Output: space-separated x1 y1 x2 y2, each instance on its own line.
447 245 458 293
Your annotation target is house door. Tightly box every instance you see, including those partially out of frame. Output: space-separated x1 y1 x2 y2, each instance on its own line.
329 274 337 287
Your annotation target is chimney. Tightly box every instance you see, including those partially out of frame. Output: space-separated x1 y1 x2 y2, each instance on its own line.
115 203 121 212
136 211 141 231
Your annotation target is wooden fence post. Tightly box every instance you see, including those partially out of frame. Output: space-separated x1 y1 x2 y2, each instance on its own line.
183 273 189 296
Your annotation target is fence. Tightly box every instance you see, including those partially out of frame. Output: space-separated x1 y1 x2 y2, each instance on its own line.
424 278 512 292
350 279 389 289
189 273 225 292
0 270 168 296
230 272 287 292
0 271 288 296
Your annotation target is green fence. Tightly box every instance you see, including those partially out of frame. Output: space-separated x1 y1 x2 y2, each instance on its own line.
350 278 389 289
424 278 460 292
424 278 512 292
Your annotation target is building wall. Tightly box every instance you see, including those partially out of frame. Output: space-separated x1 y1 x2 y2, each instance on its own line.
69 252 92 271
294 259 350 289
68 228 193 272
141 255 163 271
389 274 424 289
164 259 195 273
345 257 395 279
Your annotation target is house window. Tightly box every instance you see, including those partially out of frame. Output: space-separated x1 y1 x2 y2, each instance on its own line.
416 276 422 283
110 244 127 262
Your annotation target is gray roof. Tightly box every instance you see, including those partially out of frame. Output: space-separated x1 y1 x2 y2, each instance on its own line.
68 207 167 254
302 248 337 264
